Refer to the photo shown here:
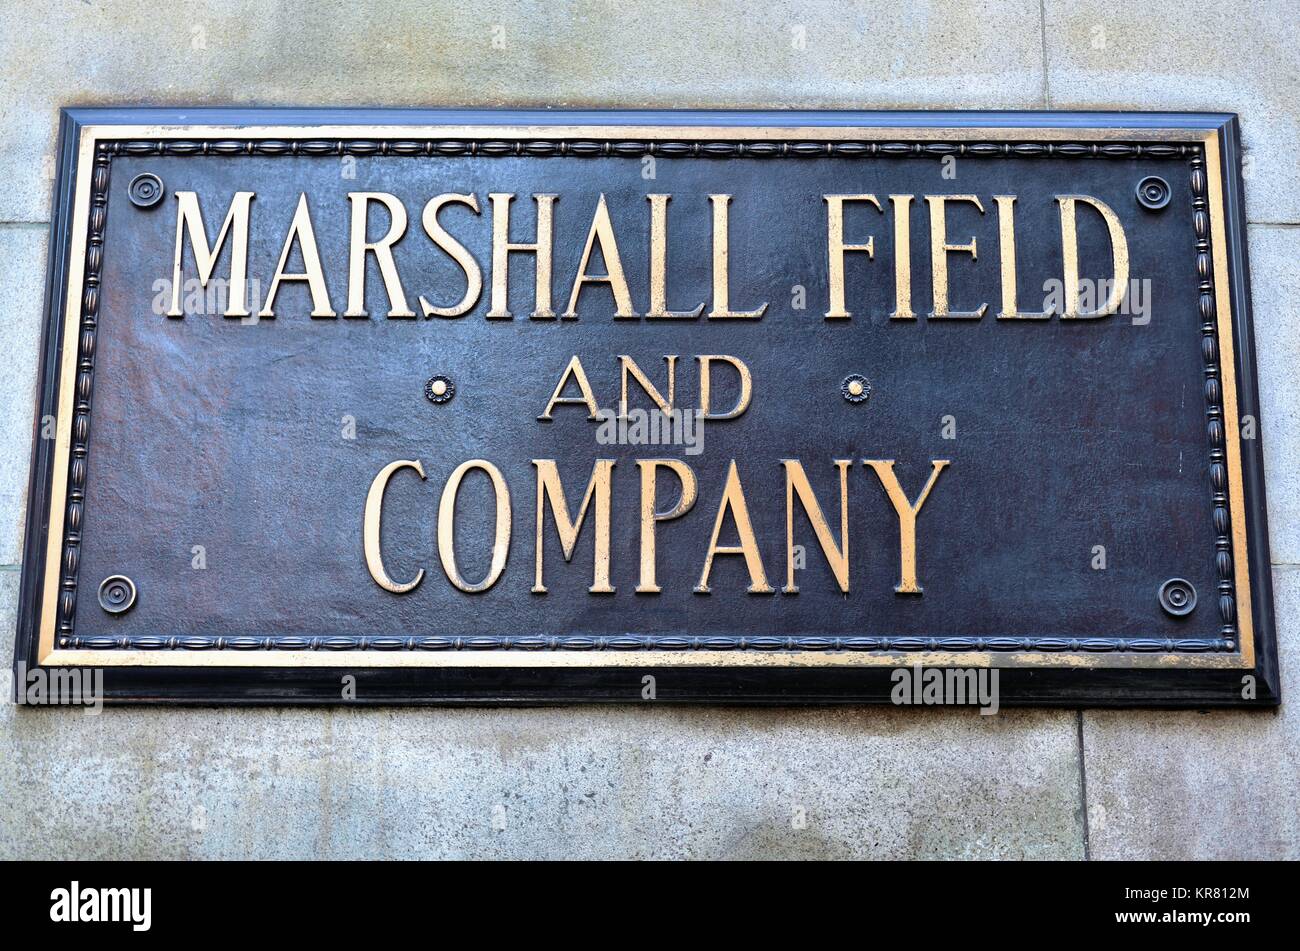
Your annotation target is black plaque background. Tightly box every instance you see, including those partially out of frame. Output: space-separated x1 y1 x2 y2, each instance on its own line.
14 109 1279 705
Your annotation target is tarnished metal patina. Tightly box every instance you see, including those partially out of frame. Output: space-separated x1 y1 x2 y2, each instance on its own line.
13 108 1278 704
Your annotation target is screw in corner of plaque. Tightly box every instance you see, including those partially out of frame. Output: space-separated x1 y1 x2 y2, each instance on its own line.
841 374 871 404
1135 175 1171 212
1158 577 1196 618
98 575 137 615
425 375 455 404
127 172 164 209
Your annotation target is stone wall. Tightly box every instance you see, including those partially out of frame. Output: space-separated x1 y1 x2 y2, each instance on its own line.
1 0 1295 859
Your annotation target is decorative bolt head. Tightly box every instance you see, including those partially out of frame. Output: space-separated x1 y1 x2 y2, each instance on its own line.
127 172 164 209
1136 175 1171 211
98 575 137 614
1158 578 1196 617
425 375 455 403
841 374 871 404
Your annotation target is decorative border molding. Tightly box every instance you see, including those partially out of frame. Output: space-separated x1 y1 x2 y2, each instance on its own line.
113 137 1196 159
55 142 111 653
1190 151 1239 652
66 633 1236 653
52 134 1237 656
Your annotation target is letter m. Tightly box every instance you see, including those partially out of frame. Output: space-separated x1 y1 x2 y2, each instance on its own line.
169 191 254 317
101 888 130 922
532 459 615 594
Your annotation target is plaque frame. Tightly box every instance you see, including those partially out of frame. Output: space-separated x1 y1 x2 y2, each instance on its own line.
12 108 1279 705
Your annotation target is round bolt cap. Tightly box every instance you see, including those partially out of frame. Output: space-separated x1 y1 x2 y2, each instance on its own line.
425 375 455 403
1136 175 1171 211
1158 577 1196 617
127 172 164 209
98 575 137 614
841 374 871 404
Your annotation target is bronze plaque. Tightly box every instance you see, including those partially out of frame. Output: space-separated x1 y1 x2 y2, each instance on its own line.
13 109 1278 704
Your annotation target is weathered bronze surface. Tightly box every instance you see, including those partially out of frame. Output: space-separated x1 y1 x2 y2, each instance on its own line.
13 109 1278 704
